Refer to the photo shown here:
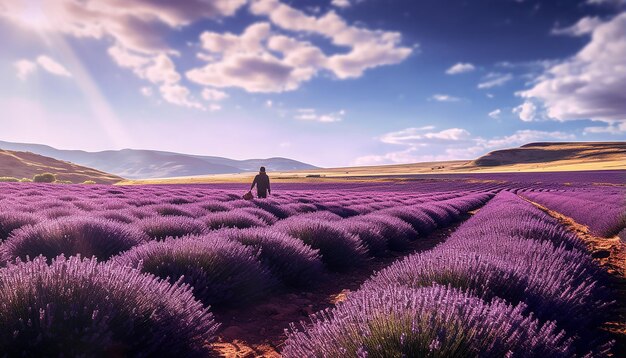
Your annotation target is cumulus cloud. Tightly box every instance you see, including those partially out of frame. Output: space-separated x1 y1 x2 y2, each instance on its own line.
488 109 502 119
551 16 603 36
107 45 203 109
477 73 513 89
586 0 626 6
380 127 470 145
140 86 153 97
187 0 412 92
36 56 72 77
354 127 575 165
14 56 72 79
201 88 229 101
294 108 345 123
331 0 351 8
0 0 247 53
159 83 204 110
512 101 538 121
445 62 475 75
2 0 412 106
14 59 37 80
429 94 461 102
583 122 626 134
518 13 626 124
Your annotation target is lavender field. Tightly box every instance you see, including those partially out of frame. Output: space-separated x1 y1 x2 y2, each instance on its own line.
0 172 624 357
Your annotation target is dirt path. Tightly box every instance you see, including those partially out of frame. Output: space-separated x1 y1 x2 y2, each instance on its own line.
523 198 626 356
208 217 469 357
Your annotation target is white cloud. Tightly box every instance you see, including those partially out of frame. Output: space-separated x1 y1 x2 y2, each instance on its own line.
429 94 461 102
208 103 222 112
265 100 273 108
294 108 345 123
512 101 538 121
159 83 204 110
518 13 626 124
14 56 72 79
586 0 626 6
477 130 574 148
108 45 151 69
331 0 351 8
0 0 247 53
380 127 470 145
583 122 626 134
0 0 243 111
488 109 502 119
477 73 513 89
188 0 412 92
2 0 412 106
14 59 37 80
445 62 475 75
36 55 72 77
354 127 575 165
201 88 229 101
140 86 153 97
552 16 603 36
107 45 202 109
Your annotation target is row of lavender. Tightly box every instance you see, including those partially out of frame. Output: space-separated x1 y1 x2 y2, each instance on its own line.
0 183 492 355
283 192 616 357
520 188 625 238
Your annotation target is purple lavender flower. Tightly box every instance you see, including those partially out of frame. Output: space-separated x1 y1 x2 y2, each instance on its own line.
0 255 217 356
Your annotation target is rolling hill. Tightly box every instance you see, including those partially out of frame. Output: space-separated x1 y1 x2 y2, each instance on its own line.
0 140 318 179
0 149 123 184
118 142 626 184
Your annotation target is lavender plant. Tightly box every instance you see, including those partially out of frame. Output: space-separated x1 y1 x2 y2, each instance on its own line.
2 217 149 262
283 285 574 357
0 256 217 356
273 218 367 271
114 235 277 306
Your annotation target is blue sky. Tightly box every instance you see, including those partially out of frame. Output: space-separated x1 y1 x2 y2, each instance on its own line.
1 0 625 167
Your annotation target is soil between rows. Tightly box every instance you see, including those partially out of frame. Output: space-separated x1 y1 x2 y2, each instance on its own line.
208 215 472 357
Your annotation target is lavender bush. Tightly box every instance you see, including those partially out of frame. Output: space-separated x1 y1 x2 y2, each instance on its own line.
0 211 39 242
273 218 367 271
523 191 626 237
0 256 217 356
212 228 325 287
137 215 207 240
114 235 277 306
2 217 149 262
348 214 416 251
203 209 268 230
283 285 574 357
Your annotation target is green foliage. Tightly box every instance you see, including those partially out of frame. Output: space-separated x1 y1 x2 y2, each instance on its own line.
82 180 97 185
0 177 19 182
32 173 56 183
19 178 33 182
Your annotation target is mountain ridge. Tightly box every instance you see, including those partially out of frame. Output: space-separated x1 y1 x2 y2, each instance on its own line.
0 140 319 179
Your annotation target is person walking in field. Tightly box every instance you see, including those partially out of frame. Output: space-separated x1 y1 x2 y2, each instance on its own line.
250 166 271 198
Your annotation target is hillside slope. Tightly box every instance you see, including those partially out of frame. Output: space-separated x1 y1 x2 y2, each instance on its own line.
0 140 318 179
0 149 123 184
119 142 626 184
473 142 626 167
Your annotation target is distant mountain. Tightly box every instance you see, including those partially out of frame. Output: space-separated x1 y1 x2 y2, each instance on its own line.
0 140 319 179
0 149 122 184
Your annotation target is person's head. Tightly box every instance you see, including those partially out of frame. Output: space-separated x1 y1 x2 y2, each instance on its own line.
259 166 266 173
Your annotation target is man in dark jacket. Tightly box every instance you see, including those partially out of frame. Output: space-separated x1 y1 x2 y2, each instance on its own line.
250 166 271 198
